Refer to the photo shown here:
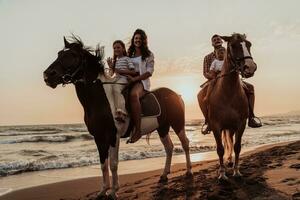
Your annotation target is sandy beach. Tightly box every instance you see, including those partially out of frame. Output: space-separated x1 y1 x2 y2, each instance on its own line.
1 140 299 200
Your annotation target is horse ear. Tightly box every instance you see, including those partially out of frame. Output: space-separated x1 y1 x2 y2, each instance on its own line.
220 36 231 42
64 37 70 48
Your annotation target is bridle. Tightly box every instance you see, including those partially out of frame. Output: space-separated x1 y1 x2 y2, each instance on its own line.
215 42 253 80
59 48 127 86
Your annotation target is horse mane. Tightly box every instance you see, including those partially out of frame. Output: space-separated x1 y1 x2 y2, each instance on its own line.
66 34 105 67
231 33 247 41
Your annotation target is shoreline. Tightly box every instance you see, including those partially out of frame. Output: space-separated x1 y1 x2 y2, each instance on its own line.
0 143 273 193
1 141 298 200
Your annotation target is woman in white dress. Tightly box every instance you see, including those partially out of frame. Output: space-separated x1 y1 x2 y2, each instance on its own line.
126 29 154 143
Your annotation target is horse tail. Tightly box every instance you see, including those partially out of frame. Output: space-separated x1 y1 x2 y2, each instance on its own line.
222 130 233 163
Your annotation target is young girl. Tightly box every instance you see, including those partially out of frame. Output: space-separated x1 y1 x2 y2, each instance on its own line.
107 40 136 122
204 46 225 100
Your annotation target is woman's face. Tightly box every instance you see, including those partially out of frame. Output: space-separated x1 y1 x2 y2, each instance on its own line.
113 43 124 57
133 34 142 48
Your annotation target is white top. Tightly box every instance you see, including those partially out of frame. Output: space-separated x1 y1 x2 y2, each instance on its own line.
210 59 224 72
131 56 142 73
115 56 134 83
130 53 154 91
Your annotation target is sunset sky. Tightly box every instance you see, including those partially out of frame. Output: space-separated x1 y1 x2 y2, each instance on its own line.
0 0 299 125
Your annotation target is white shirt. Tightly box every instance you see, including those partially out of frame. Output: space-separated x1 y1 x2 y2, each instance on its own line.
115 56 134 83
210 59 224 72
131 53 154 91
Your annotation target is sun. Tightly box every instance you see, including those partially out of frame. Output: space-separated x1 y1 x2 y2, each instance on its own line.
174 82 199 105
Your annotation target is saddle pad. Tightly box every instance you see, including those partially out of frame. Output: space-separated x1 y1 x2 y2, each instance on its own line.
140 93 161 117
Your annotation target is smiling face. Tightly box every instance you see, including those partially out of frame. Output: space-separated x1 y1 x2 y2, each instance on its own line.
216 48 225 60
113 42 125 57
211 35 223 48
133 33 142 48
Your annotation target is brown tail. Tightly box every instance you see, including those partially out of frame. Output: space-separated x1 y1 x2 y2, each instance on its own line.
222 130 233 161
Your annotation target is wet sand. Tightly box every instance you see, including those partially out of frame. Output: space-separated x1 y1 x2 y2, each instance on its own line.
1 141 299 200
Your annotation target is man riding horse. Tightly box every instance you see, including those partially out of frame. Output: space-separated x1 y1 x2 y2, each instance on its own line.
198 34 262 135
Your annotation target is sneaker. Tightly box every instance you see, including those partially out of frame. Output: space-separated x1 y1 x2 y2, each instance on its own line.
248 117 262 128
115 116 125 123
126 131 142 144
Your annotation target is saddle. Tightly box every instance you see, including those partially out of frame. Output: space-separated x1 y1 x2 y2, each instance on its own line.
122 87 161 118
121 88 161 138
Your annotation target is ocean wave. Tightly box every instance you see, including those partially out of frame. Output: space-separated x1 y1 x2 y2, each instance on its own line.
0 157 99 177
0 130 62 137
0 144 218 177
0 133 94 144
0 125 88 136
264 130 300 138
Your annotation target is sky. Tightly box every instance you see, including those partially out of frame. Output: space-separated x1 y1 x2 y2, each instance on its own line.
0 0 300 125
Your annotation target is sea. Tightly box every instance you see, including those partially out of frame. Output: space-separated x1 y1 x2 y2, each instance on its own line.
0 114 299 177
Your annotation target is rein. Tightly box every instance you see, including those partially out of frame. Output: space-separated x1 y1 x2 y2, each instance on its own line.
213 45 253 81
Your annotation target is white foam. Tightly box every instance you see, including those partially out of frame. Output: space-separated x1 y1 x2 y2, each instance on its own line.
0 188 12 196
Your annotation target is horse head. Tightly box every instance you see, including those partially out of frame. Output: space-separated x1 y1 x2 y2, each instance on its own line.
221 33 257 78
43 36 105 88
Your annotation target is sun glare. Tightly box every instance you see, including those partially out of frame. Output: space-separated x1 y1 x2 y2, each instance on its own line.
174 80 199 105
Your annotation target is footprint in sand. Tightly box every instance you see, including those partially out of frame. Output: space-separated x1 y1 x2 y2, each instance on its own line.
292 192 300 200
290 163 300 169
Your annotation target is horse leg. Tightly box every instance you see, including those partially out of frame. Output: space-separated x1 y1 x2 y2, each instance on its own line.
177 129 192 177
159 132 174 182
95 142 110 198
98 159 110 197
107 135 120 199
213 130 228 180
233 124 245 177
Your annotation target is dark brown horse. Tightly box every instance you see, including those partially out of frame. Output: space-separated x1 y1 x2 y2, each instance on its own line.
198 33 257 180
43 36 192 199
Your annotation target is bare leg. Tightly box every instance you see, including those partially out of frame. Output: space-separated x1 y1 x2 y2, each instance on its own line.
159 134 174 182
128 83 145 143
213 130 227 180
177 129 192 176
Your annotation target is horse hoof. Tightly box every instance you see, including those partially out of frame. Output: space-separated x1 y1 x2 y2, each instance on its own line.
159 175 168 183
233 170 242 177
218 174 229 181
95 192 107 200
107 193 118 200
227 162 234 168
218 176 229 185
185 171 193 178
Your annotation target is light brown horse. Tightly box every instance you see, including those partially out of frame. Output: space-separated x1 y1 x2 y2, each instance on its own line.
198 33 257 180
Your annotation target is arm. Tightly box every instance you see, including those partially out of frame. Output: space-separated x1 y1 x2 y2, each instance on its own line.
115 68 137 76
203 56 214 80
128 72 152 82
128 53 154 82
